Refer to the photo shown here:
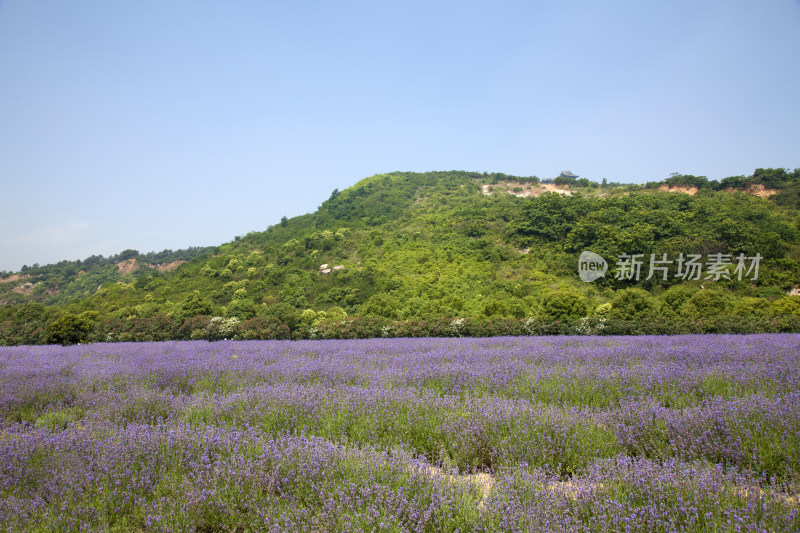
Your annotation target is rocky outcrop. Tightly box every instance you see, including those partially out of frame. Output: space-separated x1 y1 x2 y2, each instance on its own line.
319 264 344 274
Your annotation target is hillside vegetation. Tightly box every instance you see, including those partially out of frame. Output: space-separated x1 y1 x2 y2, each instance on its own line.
2 168 800 344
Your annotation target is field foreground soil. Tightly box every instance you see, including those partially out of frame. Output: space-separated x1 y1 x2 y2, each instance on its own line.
1 335 798 531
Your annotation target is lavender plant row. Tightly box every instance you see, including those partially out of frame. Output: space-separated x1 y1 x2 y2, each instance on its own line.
0 335 798 531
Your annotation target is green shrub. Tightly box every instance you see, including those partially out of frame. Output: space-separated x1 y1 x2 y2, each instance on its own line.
769 296 800 317
540 289 588 321
236 317 290 340
659 285 699 316
609 288 657 321
47 314 92 345
731 297 771 318
679 289 732 318
226 299 258 320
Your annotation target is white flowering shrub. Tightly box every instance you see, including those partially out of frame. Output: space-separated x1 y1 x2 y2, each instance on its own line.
450 318 466 337
573 317 606 336
206 316 240 340
522 317 538 336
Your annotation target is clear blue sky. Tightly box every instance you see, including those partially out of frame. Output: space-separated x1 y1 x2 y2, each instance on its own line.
1 0 799 272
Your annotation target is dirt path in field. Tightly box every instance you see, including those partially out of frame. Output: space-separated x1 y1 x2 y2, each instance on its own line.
414 464 495 510
413 466 609 508
732 487 799 505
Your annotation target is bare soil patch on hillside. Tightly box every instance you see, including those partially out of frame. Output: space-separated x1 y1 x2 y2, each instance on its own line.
482 181 572 197
659 185 698 195
0 274 31 284
11 282 38 295
115 259 139 275
155 260 186 272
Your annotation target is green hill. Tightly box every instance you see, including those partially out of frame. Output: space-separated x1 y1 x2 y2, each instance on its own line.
2 168 800 344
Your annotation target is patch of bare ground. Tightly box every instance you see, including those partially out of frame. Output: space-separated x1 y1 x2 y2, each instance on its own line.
482 182 572 198
731 486 799 505
545 481 797 506
660 183 778 198
11 282 38 295
155 260 186 272
115 258 139 275
0 274 31 283
659 185 698 195
546 480 606 500
732 183 778 198
415 465 495 510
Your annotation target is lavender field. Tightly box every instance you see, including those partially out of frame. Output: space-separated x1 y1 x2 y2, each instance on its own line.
1 335 799 532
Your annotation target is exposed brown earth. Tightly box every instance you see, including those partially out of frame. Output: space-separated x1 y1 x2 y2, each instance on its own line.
661 184 778 198
155 260 186 272
739 183 777 198
116 259 186 274
0 274 31 283
415 465 495 511
115 259 140 275
659 185 698 195
482 182 572 198
11 282 38 295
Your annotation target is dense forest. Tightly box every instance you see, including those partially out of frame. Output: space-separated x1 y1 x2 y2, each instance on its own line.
2 168 800 344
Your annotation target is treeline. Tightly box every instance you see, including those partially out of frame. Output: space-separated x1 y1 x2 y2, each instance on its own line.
644 168 800 206
12 246 214 274
0 246 214 305
3 287 800 346
3 312 800 346
1 168 799 345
